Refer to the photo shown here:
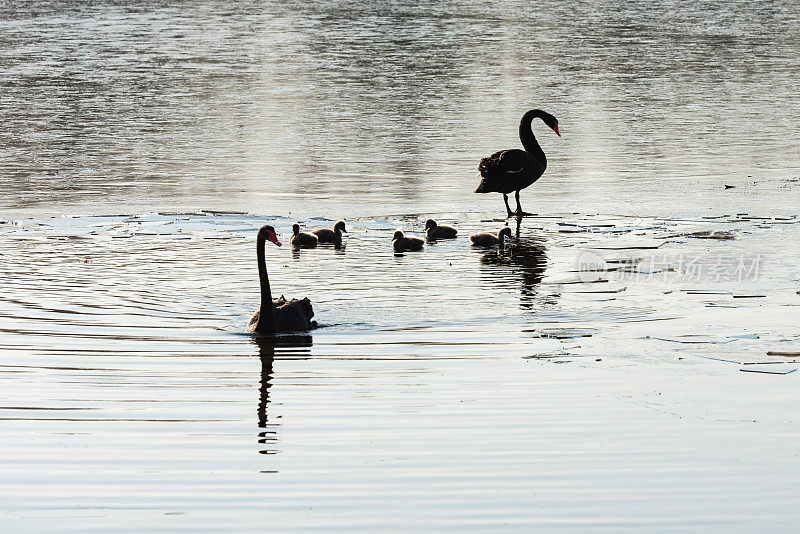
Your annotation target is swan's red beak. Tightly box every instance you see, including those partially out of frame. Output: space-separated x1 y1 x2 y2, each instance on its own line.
267 232 282 247
553 124 561 137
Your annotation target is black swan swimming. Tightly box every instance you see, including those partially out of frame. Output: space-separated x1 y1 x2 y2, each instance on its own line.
425 219 458 240
311 220 347 246
247 225 316 335
474 109 560 217
470 226 513 247
290 223 318 248
392 230 424 253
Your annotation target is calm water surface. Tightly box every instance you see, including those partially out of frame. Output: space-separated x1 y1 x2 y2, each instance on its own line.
1 1 800 532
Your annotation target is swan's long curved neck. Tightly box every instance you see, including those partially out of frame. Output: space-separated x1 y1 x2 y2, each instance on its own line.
519 110 547 164
256 235 276 335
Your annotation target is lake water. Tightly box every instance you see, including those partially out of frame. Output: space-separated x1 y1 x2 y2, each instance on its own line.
2 1 800 532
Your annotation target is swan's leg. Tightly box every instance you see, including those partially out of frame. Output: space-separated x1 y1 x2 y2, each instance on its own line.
514 190 533 216
503 194 513 217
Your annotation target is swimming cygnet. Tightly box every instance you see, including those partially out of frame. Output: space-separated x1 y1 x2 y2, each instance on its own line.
469 226 512 247
392 230 424 253
311 220 347 246
425 219 458 240
290 223 318 248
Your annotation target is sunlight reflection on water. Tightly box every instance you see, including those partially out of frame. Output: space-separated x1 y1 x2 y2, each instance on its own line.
1 210 800 530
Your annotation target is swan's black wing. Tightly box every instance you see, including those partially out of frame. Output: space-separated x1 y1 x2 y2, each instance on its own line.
246 310 261 332
248 297 316 334
477 149 540 194
495 149 540 175
274 297 316 332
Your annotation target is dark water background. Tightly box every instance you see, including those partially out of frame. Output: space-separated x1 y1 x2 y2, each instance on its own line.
1 1 800 532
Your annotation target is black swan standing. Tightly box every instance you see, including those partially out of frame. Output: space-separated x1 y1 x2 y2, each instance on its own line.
470 226 512 247
290 223 318 248
247 225 316 335
425 219 458 240
392 230 424 253
311 220 347 246
474 109 560 217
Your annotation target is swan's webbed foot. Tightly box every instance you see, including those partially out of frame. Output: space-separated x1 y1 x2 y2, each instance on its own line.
505 209 533 219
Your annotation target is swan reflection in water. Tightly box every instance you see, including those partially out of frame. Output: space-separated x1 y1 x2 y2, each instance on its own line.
254 335 312 456
476 226 554 309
